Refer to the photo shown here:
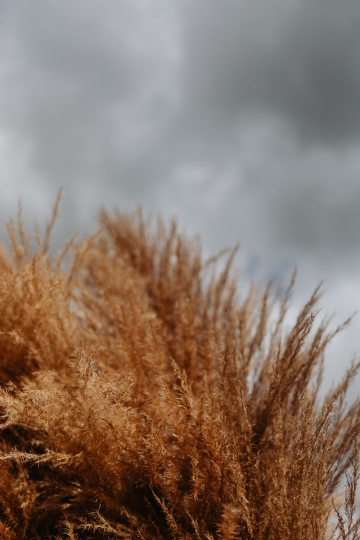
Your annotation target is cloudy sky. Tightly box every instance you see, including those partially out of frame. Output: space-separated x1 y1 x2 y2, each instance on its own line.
1 0 360 401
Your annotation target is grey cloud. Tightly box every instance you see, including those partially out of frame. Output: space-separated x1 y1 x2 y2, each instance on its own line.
1 0 360 355
1 0 181 224
179 1 360 148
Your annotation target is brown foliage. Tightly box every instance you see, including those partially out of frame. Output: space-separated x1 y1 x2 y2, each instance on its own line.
0 196 359 539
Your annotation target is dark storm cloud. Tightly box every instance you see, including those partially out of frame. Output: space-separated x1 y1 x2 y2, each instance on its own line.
1 0 360 302
179 1 360 148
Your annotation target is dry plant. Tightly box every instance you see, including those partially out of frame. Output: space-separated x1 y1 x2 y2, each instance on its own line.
0 195 359 539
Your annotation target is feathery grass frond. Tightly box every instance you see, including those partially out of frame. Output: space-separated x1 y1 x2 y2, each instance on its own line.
0 201 359 538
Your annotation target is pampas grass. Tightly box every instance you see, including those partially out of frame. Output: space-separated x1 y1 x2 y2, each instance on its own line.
0 195 359 539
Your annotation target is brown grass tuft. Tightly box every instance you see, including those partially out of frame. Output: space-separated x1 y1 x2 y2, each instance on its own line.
0 196 359 538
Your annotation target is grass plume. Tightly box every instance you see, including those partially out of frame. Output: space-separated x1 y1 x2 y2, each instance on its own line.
0 198 359 538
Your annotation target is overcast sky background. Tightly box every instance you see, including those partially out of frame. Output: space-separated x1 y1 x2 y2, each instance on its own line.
1 0 360 403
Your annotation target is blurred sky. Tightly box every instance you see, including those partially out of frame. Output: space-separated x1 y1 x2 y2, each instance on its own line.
1 0 360 402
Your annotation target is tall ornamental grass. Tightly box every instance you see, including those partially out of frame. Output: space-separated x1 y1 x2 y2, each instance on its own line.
0 194 359 539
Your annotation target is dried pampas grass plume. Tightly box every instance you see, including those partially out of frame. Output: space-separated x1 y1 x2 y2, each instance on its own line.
0 191 359 539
